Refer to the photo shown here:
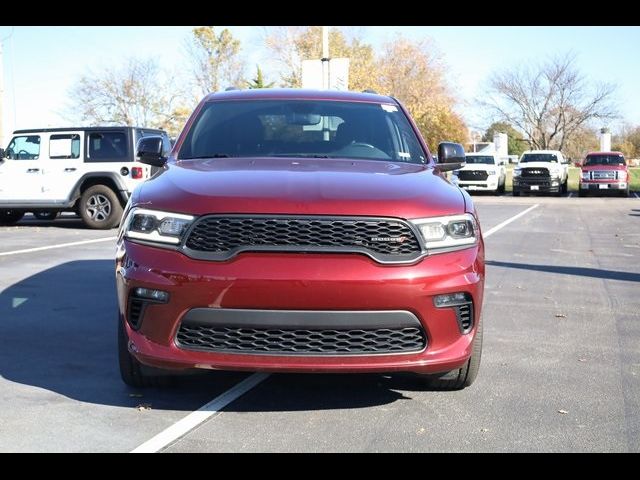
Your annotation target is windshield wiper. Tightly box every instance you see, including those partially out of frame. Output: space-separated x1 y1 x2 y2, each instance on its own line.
272 153 332 158
182 153 233 159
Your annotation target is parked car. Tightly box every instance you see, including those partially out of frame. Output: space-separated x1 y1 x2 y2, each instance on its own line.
451 153 506 194
578 151 629 197
512 150 569 196
116 88 484 390
0 126 171 228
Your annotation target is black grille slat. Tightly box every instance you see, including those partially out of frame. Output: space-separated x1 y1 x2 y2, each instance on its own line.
176 324 426 355
128 299 145 328
184 216 422 262
457 304 472 331
458 170 488 181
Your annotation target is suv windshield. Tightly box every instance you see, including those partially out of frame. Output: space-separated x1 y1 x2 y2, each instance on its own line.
521 153 557 163
465 155 494 165
584 154 625 166
179 100 427 164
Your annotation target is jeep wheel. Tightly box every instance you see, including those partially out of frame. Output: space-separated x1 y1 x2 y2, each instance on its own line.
34 210 59 221
118 318 173 388
418 316 483 391
0 209 25 225
79 185 123 229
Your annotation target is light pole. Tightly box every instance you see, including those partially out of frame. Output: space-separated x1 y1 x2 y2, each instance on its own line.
0 27 15 148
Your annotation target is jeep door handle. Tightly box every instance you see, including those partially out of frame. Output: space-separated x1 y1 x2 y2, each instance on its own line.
27 168 40 173
64 168 77 172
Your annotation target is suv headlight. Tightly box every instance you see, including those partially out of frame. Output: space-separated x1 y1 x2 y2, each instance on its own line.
486 169 496 175
513 168 522 176
618 171 628 180
122 208 195 245
410 214 479 253
581 172 590 180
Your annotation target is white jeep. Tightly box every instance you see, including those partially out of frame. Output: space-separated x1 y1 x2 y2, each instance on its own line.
451 153 506 194
0 126 171 228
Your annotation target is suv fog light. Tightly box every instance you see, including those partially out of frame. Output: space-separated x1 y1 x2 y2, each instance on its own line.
434 292 467 307
134 287 169 302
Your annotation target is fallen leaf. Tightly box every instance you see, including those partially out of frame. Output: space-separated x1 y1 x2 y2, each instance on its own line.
555 314 567 318
480 428 489 433
558 409 568 414
578 358 587 362
417 427 425 435
136 403 152 411
544 296 552 300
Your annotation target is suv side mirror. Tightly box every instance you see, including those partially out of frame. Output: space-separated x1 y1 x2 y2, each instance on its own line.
436 142 466 172
0 148 5 160
136 136 167 167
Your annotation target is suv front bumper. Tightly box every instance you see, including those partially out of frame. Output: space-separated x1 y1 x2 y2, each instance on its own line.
116 240 485 375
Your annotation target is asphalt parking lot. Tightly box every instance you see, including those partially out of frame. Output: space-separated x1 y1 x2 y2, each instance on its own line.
1 194 639 452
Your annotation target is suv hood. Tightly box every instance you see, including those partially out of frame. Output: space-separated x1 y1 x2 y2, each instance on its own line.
137 157 465 219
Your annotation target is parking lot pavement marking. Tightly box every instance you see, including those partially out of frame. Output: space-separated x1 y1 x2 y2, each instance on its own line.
567 193 573 198
634 193 639 199
0 237 116 257
130 373 270 453
482 204 539 238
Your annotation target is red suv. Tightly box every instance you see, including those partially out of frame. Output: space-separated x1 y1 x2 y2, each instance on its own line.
579 151 629 196
116 89 485 390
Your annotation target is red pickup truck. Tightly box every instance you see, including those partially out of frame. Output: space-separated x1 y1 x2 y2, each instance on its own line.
579 151 629 197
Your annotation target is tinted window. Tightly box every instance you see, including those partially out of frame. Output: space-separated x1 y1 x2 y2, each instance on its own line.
465 156 494 165
50 134 80 159
584 154 625 166
521 153 558 163
179 100 427 164
87 132 128 162
5 135 40 160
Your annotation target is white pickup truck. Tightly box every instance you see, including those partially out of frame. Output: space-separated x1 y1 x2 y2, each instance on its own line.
512 150 569 196
451 153 506 194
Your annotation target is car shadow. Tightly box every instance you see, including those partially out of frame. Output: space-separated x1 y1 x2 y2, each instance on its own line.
14 215 92 230
0 260 429 412
486 260 640 283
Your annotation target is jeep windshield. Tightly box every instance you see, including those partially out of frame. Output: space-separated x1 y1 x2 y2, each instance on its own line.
465 156 494 165
178 100 427 164
584 154 625 166
521 153 557 163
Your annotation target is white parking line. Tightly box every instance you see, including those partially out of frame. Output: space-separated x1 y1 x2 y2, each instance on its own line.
634 193 639 199
0 237 116 257
567 193 573 198
131 373 269 453
483 204 539 238
130 204 540 453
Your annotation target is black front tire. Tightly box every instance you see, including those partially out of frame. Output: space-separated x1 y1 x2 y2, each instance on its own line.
419 316 483 390
561 178 568 194
512 189 521 197
0 209 25 225
118 319 173 388
79 185 123 229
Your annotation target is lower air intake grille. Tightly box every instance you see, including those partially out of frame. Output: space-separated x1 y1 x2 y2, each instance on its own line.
455 303 473 334
127 299 145 329
176 324 426 355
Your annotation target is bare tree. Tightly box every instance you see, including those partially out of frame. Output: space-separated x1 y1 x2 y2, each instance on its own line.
186 26 245 97
483 53 617 151
66 58 191 137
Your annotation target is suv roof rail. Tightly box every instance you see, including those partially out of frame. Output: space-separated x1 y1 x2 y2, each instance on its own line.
362 89 378 94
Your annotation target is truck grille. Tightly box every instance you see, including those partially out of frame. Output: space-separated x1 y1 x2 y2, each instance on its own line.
176 323 426 355
521 168 549 178
458 170 488 181
592 170 617 180
184 215 423 263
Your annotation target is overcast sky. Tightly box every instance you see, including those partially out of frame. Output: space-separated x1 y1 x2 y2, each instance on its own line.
1 26 638 144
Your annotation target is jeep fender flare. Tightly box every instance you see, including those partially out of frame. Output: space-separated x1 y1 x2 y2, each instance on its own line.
69 173 130 207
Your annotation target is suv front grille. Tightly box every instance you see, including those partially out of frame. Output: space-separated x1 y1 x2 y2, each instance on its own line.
592 170 617 180
184 215 423 263
176 323 426 355
458 170 488 181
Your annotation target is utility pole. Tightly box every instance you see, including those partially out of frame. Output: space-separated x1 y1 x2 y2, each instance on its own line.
0 28 14 149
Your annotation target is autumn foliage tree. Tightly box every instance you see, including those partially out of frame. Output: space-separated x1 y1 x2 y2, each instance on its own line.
67 58 190 138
